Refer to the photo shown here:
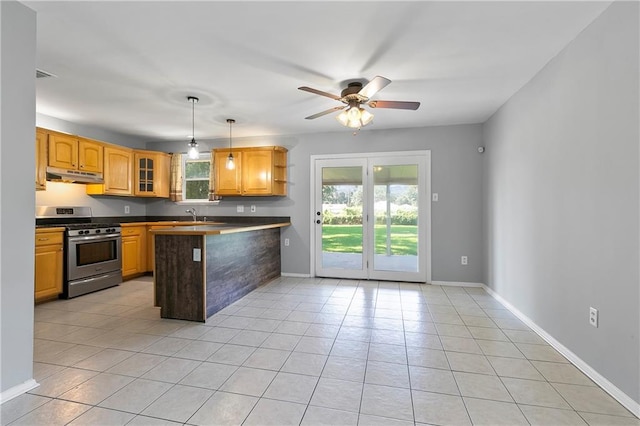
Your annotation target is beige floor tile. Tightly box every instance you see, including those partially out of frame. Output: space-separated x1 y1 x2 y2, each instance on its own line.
467 326 510 341
440 336 483 354
310 377 363 412
532 360 595 385
520 405 588 425
294 336 334 355
463 397 528 425
263 372 319 404
243 398 307 426
172 340 223 361
502 376 571 409
98 378 172 414
368 342 408 364
446 351 495 375
407 346 450 369
105 352 167 377
360 383 414 421
260 332 301 350
141 357 200 383
412 390 471 425
358 413 415 425
404 331 443 349
453 371 513 402
73 348 134 372
330 339 369 360
503 329 547 344
140 336 191 356
578 411 640 425
242 347 291 370
409 365 459 395
29 367 98 398
552 383 634 417
141 384 213 423
178 361 237 389
281 351 328 376
67 406 135 426
0 393 51 426
477 339 525 358
301 406 359 425
365 360 410 388
198 326 240 343
219 366 277 397
488 356 545 380
206 343 256 365
10 399 90 426
59 372 134 405
516 342 568 362
188 391 258 426
127 415 183 425
322 356 366 382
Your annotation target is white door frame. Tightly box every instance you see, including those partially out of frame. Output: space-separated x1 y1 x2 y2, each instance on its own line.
309 150 432 283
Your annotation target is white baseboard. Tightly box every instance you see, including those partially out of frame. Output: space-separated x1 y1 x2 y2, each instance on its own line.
280 272 312 278
482 285 640 418
0 379 38 405
431 280 485 288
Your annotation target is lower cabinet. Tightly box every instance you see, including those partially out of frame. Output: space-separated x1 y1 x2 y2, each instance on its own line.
35 229 64 302
121 225 147 279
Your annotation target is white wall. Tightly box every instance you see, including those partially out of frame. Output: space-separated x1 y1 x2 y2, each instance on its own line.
483 1 639 408
147 123 485 282
0 0 37 399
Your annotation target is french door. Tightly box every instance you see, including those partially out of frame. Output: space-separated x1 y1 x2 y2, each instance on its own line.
313 152 430 282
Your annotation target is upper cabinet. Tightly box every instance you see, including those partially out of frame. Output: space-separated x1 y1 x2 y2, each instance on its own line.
35 128 48 190
134 150 170 198
213 146 287 197
48 131 103 173
86 146 133 196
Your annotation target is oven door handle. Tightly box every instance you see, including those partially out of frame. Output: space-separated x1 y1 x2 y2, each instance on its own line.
68 234 121 243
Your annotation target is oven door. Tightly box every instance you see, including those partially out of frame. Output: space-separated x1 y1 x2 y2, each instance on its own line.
67 234 122 281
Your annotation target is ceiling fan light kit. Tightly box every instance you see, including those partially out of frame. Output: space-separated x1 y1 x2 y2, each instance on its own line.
299 75 420 130
187 96 200 159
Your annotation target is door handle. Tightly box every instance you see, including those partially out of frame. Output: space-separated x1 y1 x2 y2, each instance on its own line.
316 211 321 216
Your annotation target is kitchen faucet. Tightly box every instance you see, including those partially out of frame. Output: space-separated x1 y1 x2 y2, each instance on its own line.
185 208 197 222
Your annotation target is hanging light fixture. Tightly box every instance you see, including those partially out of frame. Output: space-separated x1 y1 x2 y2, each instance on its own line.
226 119 236 170
187 96 199 159
336 101 373 129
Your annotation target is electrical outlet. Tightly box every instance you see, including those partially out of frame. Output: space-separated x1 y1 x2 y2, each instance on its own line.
250 205 256 213
461 256 468 265
124 205 130 214
589 307 598 327
237 205 244 213
284 238 290 246
432 193 439 202
193 248 201 262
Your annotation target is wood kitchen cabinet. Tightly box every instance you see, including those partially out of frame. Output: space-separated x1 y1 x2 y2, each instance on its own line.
34 228 64 303
86 146 133 196
48 131 103 173
213 146 287 196
122 225 147 280
35 128 48 190
134 150 170 198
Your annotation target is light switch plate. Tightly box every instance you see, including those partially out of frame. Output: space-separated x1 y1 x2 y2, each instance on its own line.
432 193 438 202
237 205 244 213
251 205 256 213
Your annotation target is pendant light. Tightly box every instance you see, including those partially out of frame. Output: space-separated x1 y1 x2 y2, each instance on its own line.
226 119 236 170
187 96 199 159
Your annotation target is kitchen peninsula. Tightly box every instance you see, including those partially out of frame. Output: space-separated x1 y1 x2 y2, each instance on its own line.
150 221 289 322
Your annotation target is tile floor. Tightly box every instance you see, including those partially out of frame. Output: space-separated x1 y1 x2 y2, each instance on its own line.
2 276 638 425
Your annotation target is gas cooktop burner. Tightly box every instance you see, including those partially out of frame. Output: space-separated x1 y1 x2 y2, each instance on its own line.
65 223 121 230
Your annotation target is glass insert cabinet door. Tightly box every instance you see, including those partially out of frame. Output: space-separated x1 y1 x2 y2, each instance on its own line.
314 153 428 283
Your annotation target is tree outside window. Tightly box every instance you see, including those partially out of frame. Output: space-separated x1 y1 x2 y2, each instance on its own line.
183 153 210 200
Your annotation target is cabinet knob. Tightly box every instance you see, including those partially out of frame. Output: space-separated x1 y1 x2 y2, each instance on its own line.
79 164 84 168
37 237 48 241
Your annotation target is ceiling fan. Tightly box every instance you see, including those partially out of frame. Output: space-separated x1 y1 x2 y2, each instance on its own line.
298 76 420 129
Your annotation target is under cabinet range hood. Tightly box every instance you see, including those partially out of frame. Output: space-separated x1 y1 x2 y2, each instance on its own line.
46 166 104 184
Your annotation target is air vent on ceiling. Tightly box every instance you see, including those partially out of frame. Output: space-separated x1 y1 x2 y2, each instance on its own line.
36 69 57 79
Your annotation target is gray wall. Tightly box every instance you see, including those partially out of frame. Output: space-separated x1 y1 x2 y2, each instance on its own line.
483 1 639 406
147 124 485 282
1 0 36 396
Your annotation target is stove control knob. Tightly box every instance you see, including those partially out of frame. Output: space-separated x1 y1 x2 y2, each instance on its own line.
95 229 101 234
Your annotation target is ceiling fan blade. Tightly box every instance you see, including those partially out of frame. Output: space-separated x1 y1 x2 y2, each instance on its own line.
358 75 391 99
298 86 341 101
368 100 420 110
305 106 346 120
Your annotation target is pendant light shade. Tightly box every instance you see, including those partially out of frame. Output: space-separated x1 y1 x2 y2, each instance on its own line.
226 119 236 170
187 96 199 159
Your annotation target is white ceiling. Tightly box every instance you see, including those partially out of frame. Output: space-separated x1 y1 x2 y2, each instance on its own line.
25 1 611 142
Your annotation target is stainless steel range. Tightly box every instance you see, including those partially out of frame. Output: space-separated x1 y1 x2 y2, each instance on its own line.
36 206 122 298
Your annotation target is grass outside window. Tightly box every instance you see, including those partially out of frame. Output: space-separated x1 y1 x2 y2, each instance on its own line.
322 224 418 255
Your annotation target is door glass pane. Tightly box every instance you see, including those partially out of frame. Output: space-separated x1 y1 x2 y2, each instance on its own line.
321 166 363 270
372 164 419 272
